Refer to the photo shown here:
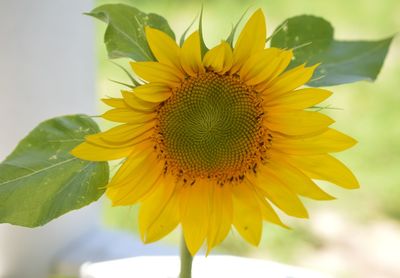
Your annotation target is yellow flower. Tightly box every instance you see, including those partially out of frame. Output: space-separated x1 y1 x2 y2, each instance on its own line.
72 9 359 255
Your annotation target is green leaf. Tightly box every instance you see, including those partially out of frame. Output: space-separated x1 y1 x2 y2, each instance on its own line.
226 8 249 47
308 38 394 87
109 79 135 89
0 115 109 227
271 16 334 66
87 4 175 61
110 61 140 87
180 14 198 47
271 15 394 87
198 6 209 57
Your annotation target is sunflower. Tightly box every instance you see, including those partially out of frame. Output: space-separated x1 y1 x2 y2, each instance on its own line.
71 9 359 255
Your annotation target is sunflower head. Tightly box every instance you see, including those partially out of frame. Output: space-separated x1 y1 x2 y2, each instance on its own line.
72 9 358 255
155 71 266 185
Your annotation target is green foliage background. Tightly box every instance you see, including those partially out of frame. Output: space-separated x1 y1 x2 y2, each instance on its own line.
95 0 400 277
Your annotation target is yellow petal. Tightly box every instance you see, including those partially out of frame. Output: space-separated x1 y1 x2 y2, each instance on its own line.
261 64 319 99
132 83 172 103
239 48 287 85
180 180 211 255
142 183 181 243
232 182 262 246
101 97 127 108
252 169 309 218
262 151 334 200
232 9 266 73
130 61 184 86
203 41 233 74
121 91 158 113
206 184 233 254
139 174 177 242
96 122 153 143
251 185 288 228
269 50 294 81
266 110 334 136
85 122 154 148
265 88 332 111
145 26 182 71
272 128 357 155
70 141 131 161
180 31 205 76
102 108 156 124
107 142 153 186
107 151 164 206
287 154 359 189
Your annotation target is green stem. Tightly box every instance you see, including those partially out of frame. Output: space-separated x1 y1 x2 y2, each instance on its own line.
179 234 193 278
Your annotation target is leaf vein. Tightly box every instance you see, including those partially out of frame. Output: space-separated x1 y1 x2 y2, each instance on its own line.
0 158 78 187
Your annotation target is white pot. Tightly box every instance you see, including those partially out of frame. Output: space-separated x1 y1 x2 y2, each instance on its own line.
80 255 331 278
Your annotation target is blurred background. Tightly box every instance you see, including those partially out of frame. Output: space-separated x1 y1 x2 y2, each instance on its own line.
97 0 400 277
0 0 399 277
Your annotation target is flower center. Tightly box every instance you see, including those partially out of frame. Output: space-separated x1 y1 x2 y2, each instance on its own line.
154 72 267 184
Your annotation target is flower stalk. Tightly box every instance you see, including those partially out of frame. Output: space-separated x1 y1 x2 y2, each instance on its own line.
179 234 193 278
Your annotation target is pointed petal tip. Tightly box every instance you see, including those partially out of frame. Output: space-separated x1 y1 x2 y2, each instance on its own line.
100 98 109 104
321 194 336 201
69 148 80 159
334 131 358 150
205 246 212 257
143 235 156 244
293 209 309 219
129 61 138 71
300 213 310 219
309 63 321 73
144 26 157 39
253 8 265 20
188 30 200 39
301 189 336 201
265 217 291 229
292 207 309 219
310 188 336 201
145 26 169 43
249 236 262 247
328 194 337 200
186 239 202 256
348 180 360 189
144 26 169 39
139 231 146 243
348 136 358 147
325 90 334 98
110 199 119 207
